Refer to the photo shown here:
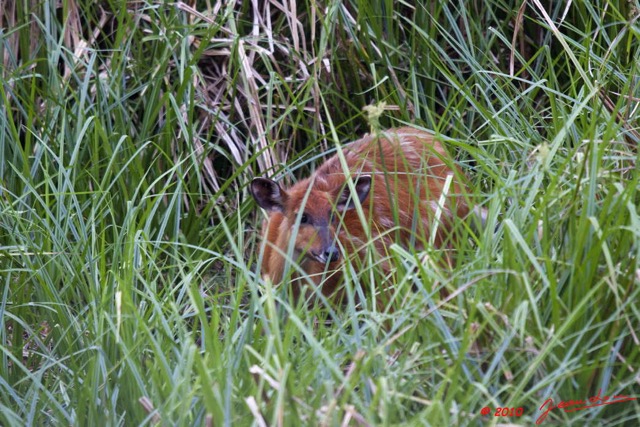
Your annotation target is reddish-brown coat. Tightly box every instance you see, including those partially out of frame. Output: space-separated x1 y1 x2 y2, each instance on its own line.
250 127 471 301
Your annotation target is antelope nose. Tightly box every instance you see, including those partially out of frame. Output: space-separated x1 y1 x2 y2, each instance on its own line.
323 246 340 263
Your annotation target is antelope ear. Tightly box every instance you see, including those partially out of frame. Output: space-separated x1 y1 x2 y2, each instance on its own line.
250 177 287 212
336 175 372 211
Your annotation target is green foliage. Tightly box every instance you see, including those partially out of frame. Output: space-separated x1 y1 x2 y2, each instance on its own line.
1 0 639 425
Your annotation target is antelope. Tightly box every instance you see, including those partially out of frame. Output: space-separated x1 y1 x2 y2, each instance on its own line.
250 127 473 303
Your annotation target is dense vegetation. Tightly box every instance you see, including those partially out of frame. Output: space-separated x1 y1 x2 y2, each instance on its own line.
1 0 639 425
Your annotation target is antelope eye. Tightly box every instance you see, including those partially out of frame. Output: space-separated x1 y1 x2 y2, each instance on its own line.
329 212 337 224
300 213 310 224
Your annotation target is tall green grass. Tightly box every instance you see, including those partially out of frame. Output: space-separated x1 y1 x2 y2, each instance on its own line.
1 0 638 425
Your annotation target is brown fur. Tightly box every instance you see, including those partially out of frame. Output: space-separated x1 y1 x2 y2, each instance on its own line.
250 127 472 303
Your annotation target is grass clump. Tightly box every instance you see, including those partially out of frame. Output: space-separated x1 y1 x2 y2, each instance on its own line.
1 0 639 425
